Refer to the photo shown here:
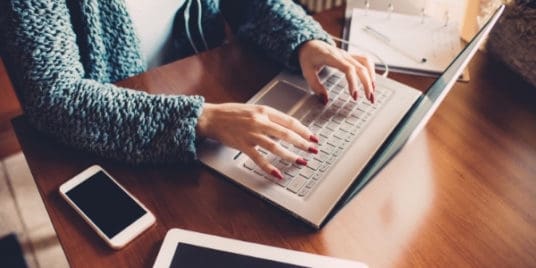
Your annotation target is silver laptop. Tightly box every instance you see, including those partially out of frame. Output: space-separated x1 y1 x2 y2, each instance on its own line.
199 6 504 228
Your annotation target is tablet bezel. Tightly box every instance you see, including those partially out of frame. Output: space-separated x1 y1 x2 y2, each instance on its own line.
153 228 366 268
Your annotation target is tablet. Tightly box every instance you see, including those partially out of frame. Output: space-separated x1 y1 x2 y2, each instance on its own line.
153 229 367 268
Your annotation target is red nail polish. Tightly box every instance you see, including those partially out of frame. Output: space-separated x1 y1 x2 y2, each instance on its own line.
309 135 319 143
352 91 357 101
271 169 283 180
308 147 319 154
322 95 328 105
296 158 307 166
370 93 375 104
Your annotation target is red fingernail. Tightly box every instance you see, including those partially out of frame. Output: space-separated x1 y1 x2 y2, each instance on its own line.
308 146 319 154
296 158 307 166
370 92 375 104
322 94 328 105
352 91 357 101
309 135 319 143
271 169 283 180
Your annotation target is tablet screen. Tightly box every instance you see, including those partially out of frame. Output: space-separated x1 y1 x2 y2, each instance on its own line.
170 243 309 268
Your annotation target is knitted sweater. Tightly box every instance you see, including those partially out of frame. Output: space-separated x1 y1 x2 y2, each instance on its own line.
0 0 330 164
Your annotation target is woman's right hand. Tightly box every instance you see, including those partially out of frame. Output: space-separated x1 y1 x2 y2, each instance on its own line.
196 103 319 179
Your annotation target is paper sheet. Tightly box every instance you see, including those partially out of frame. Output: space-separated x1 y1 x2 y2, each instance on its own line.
348 8 462 75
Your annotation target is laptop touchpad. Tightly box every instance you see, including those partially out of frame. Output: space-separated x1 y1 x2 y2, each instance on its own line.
254 81 308 113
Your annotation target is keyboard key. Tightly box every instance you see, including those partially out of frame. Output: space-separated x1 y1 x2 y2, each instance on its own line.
323 80 335 88
338 79 348 89
298 186 310 197
339 122 353 132
314 117 329 128
307 159 322 171
299 167 315 179
317 150 330 160
326 156 337 164
320 143 336 155
326 121 339 131
331 86 343 95
306 179 318 189
273 160 290 170
351 108 365 119
333 148 343 157
332 99 345 108
333 131 348 140
284 166 300 178
301 114 316 126
343 132 355 142
319 128 333 139
319 163 330 172
275 176 292 187
340 109 352 117
327 137 343 148
327 75 340 84
342 102 354 112
287 177 307 193
331 114 345 124
346 117 359 125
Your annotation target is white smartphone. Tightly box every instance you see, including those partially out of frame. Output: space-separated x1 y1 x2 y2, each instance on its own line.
59 165 156 249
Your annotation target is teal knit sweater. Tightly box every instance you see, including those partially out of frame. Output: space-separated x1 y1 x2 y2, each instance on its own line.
0 0 330 164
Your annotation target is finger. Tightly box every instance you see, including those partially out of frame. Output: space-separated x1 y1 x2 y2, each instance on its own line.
353 54 376 85
302 65 329 105
263 106 320 144
343 54 374 102
255 135 308 166
322 53 360 101
244 147 283 180
353 55 376 102
261 119 319 154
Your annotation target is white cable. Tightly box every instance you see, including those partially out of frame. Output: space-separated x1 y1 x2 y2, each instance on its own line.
329 35 390 78
184 0 199 54
196 0 209 51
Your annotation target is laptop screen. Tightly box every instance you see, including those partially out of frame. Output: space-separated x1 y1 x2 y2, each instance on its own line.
326 5 505 224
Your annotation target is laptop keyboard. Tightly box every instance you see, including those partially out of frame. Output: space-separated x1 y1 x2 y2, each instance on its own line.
241 69 393 199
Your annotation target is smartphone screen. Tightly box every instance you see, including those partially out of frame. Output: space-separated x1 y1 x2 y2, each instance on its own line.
64 171 147 239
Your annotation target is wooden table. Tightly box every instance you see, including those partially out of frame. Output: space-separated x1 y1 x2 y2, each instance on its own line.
12 7 536 268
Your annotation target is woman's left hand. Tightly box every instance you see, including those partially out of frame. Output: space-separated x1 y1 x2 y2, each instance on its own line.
298 40 376 104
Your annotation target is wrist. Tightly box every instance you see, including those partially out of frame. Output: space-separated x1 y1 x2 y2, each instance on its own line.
196 103 216 139
297 40 314 63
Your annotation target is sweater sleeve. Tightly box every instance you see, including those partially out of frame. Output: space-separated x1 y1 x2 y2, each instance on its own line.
220 0 334 71
1 0 204 164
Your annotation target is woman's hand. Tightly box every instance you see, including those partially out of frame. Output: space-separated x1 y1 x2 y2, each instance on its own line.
196 103 319 179
298 40 376 104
